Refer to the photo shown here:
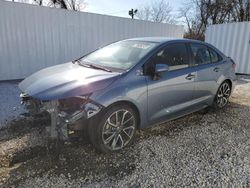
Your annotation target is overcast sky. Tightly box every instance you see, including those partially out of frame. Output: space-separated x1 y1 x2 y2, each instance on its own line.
84 0 185 21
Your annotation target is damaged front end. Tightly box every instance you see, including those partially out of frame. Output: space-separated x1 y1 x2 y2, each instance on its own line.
20 93 103 141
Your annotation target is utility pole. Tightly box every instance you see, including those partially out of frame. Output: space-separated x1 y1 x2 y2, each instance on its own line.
128 8 137 19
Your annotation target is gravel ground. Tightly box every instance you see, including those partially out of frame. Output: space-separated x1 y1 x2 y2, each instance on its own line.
0 75 250 187
0 81 26 129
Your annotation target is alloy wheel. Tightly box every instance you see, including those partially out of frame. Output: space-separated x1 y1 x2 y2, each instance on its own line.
102 109 136 151
216 82 231 108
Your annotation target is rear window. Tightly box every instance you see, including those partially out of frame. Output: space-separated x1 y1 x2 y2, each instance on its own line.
190 44 210 65
208 47 222 63
190 43 223 65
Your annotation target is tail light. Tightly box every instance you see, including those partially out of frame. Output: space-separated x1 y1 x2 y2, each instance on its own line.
228 57 236 71
232 62 236 71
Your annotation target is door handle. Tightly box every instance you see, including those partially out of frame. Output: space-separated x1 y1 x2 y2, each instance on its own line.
185 73 195 80
213 67 220 72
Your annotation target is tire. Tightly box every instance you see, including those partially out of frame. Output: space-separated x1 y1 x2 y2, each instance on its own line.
213 81 231 109
88 104 138 153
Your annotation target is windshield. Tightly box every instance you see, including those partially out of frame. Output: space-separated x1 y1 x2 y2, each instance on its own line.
79 40 157 71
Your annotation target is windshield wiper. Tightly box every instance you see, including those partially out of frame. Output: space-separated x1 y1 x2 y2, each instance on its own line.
79 62 112 72
72 59 81 64
73 60 112 72
89 64 112 72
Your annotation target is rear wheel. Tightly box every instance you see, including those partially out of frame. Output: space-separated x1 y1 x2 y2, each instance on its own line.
88 104 137 153
213 81 231 109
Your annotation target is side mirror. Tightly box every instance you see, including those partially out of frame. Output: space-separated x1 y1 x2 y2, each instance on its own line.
155 64 169 74
153 64 168 80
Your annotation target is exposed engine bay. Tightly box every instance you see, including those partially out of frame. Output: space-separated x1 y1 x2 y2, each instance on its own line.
20 92 103 141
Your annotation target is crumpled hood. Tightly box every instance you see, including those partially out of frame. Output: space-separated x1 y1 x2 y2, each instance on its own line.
19 62 120 100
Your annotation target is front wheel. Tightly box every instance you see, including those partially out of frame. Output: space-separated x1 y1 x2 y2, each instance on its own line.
88 104 137 153
213 81 231 109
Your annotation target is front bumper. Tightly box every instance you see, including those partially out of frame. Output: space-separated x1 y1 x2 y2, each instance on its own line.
20 93 103 140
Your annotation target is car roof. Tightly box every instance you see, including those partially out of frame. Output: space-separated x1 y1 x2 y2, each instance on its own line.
126 37 203 44
126 37 226 58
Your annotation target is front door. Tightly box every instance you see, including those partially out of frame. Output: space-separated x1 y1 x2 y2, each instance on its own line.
145 43 196 125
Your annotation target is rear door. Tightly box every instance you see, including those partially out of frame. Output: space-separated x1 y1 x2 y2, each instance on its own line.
145 42 196 125
189 43 224 103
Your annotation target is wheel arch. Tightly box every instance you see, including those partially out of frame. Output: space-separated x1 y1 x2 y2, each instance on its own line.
224 79 232 89
217 76 233 89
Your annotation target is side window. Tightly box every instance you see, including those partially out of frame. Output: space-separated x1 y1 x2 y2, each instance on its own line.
208 48 222 63
190 44 211 65
155 43 189 71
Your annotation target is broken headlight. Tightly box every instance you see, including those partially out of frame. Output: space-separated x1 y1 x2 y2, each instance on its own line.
58 94 91 113
58 94 103 119
83 102 102 118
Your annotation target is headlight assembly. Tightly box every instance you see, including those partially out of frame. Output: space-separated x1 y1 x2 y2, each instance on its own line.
58 93 92 112
83 101 103 118
57 93 102 119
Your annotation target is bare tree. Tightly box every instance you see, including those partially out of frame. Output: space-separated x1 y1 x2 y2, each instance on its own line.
10 0 87 11
178 1 204 40
232 0 250 22
45 0 86 11
11 0 30 3
136 0 176 23
179 0 250 40
33 0 44 6
47 0 86 11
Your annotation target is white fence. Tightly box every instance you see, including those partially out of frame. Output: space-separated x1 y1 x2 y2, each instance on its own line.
0 1 184 80
205 22 250 74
